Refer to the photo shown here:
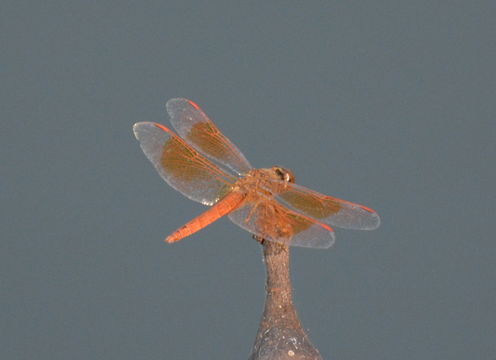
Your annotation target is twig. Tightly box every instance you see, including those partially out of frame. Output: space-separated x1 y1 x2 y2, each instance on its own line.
249 239 322 360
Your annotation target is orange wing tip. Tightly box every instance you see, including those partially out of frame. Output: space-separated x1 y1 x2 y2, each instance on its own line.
132 122 174 140
319 222 334 232
359 205 377 214
165 98 202 113
187 99 201 110
356 205 381 230
153 123 174 134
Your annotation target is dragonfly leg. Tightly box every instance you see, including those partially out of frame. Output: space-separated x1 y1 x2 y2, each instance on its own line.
252 234 265 245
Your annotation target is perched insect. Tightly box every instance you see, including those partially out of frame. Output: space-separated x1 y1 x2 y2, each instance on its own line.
133 99 380 248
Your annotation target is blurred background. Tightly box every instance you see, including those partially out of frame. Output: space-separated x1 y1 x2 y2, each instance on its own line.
2 1 495 359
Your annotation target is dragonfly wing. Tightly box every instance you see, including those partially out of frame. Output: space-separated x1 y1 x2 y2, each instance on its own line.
228 197 335 249
273 182 380 230
166 98 252 175
133 122 236 206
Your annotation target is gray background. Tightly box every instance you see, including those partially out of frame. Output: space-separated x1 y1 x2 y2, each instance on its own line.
3 1 495 359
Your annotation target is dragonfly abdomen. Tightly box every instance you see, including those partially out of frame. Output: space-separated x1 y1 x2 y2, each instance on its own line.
165 191 246 243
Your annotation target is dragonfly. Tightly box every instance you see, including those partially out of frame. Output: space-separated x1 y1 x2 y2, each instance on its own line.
133 98 380 249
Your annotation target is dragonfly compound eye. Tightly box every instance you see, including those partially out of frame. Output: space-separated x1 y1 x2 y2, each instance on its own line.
273 167 295 183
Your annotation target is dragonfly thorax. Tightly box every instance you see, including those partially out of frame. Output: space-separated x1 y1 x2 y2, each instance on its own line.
244 167 295 185
238 167 295 198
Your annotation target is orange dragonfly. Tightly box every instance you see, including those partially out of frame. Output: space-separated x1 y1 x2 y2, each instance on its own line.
133 98 380 249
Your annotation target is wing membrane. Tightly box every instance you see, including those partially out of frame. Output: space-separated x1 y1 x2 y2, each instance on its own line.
166 98 252 175
133 122 236 205
274 182 380 230
228 197 335 249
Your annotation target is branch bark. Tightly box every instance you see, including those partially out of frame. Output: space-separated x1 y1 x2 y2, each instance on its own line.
249 240 322 360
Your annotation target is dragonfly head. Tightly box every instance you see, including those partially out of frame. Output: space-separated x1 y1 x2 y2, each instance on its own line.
271 166 295 183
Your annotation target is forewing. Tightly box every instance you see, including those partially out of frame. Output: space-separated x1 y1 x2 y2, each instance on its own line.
133 122 236 205
274 183 380 230
166 98 252 175
228 197 335 249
